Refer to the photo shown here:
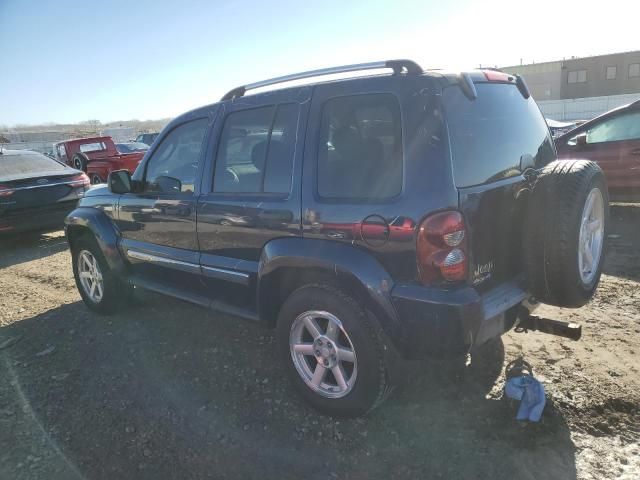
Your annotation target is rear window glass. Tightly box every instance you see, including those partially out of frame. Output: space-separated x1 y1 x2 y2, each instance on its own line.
0 152 66 178
443 83 555 187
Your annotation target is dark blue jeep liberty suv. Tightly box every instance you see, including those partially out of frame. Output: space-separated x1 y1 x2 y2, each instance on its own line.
65 60 609 416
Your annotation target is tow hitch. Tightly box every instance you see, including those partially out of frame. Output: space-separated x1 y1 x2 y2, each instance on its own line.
515 314 582 341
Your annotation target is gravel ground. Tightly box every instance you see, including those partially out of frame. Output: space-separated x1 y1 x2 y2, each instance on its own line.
0 205 638 480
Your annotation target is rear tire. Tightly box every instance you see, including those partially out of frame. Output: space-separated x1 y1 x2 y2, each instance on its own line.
71 234 131 314
276 284 391 417
524 160 609 308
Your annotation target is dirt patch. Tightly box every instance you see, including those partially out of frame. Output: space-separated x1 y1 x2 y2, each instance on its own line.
0 206 639 479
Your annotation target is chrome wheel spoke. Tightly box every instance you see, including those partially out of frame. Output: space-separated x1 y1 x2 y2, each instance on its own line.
311 363 326 386
332 365 348 391
303 315 322 339
79 271 92 279
293 343 315 356
337 347 355 363
325 320 339 341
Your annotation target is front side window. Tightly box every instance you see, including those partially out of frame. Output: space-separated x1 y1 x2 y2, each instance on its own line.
79 142 106 153
317 94 402 200
144 118 208 194
584 111 640 144
214 104 298 194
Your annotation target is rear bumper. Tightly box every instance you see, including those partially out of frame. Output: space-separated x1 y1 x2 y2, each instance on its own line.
0 202 76 234
390 276 528 358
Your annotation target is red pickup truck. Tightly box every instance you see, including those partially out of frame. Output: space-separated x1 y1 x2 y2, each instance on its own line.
54 136 145 184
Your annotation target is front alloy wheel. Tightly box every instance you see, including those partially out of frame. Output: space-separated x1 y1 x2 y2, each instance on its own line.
77 250 104 303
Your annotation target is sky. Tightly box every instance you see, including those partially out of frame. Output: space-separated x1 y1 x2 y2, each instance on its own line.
1 0 638 126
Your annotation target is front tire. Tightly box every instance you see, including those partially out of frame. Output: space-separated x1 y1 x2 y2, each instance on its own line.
90 173 103 185
72 234 130 314
276 284 391 417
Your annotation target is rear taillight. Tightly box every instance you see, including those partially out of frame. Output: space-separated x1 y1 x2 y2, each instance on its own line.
0 184 14 197
416 211 467 285
69 173 90 188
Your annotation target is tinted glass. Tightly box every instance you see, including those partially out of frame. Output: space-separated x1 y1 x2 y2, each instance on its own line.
585 111 640 143
144 118 207 194
0 152 66 177
214 104 298 194
444 83 555 187
317 94 402 200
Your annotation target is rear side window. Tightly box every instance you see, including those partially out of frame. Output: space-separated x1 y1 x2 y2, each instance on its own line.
317 94 402 200
79 142 106 153
214 104 298 194
444 83 555 187
0 152 66 177
583 111 640 143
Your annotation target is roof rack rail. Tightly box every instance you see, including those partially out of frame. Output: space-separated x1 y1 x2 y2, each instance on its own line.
221 59 422 101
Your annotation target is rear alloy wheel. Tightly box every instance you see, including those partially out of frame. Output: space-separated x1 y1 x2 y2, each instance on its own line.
289 310 358 398
277 284 391 417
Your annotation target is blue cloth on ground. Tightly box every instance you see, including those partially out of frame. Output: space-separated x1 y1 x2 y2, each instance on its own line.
505 375 546 422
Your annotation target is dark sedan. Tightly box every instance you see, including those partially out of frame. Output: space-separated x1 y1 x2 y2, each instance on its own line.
0 149 90 234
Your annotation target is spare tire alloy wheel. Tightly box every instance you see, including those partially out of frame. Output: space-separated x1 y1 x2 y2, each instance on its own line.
289 311 357 398
91 174 102 185
578 188 605 285
77 250 104 304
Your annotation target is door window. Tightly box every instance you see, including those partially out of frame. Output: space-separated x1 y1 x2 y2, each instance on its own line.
317 93 403 200
213 104 298 194
584 111 640 144
144 118 208 194
57 144 67 160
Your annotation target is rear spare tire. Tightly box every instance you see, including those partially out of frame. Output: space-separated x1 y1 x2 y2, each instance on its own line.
72 153 88 171
524 160 608 308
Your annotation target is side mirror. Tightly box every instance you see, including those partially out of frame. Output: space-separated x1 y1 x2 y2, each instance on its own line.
155 175 182 193
575 133 588 147
108 169 132 194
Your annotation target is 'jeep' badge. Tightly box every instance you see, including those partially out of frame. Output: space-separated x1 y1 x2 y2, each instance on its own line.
473 261 494 284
